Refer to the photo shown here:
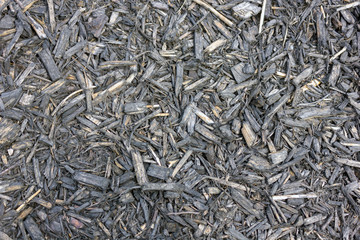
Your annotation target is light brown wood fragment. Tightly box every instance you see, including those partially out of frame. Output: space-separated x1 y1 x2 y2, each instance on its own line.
17 207 33 221
213 20 232 39
0 182 23 194
32 197 52 209
0 28 16 37
203 176 253 192
193 106 214 124
0 118 20 147
204 39 227 53
17 0 38 12
97 219 111 237
0 0 11 11
242 121 256 147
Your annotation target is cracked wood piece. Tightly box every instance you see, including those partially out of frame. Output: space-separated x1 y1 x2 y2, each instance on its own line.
46 0 55 32
142 183 185 192
175 61 183 97
172 150 193 178
38 47 61 81
73 171 110 190
76 71 93 112
15 62 36 86
53 25 71 58
24 217 45 240
131 150 149 185
2 23 23 57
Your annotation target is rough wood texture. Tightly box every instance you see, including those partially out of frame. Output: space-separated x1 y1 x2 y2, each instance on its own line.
0 0 359 239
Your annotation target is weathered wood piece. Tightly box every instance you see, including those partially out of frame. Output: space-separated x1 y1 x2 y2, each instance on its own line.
24 217 45 240
131 150 149 185
73 171 110 190
0 118 20 147
142 183 185 192
0 0 359 239
38 47 61 81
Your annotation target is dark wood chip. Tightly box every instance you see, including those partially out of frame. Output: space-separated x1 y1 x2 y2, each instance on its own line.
0 0 359 239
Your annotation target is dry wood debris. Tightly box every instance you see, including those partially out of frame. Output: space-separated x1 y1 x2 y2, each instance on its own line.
0 0 360 239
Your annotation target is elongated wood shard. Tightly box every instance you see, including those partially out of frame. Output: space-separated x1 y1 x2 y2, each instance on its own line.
73 171 110 190
53 25 71 58
0 181 23 193
175 61 183 97
242 121 256 147
0 0 359 238
131 150 149 185
38 47 61 81
142 183 185 192
24 217 45 240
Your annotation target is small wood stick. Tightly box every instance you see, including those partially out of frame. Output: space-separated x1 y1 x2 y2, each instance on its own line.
47 0 56 32
259 0 267 34
16 189 41 212
193 0 234 27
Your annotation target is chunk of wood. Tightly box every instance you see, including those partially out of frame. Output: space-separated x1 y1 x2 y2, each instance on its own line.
46 0 56 32
175 61 183 97
242 121 256 147
53 25 71 58
269 148 288 165
38 47 61 81
204 39 227 53
24 217 45 240
147 164 170 180
232 2 262 19
142 183 185 192
0 118 20 147
73 171 110 190
0 181 23 193
328 64 341 86
131 150 149 185
231 63 253 83
292 67 313 85
335 158 360 168
0 231 12 240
